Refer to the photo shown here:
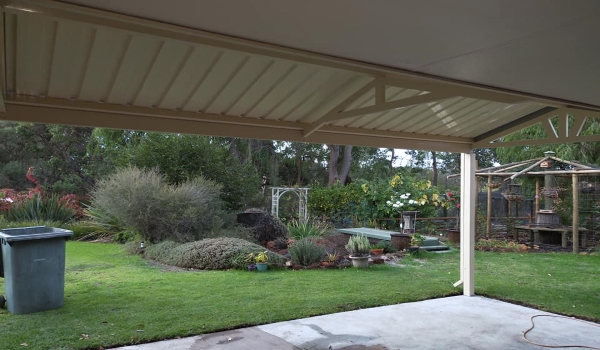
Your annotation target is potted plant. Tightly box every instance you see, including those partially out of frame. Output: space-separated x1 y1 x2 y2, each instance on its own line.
321 251 338 268
370 241 386 255
247 251 269 271
345 234 371 268
408 233 425 254
445 190 461 244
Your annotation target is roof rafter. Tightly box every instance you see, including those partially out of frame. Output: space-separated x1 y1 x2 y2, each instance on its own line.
303 77 455 137
475 106 600 148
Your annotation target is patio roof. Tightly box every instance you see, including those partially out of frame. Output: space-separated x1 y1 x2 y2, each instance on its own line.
0 0 599 152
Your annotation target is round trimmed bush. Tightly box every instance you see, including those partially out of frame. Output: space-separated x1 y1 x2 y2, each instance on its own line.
144 237 285 270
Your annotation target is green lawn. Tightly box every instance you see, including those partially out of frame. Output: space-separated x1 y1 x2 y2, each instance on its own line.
0 242 598 350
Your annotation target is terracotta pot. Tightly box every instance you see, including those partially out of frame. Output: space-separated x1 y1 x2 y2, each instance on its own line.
370 248 384 255
390 233 410 250
320 261 334 268
447 229 460 244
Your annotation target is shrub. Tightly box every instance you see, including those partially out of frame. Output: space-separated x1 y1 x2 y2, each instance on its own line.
212 225 258 243
307 183 363 225
143 241 182 261
237 209 288 243
475 239 528 253
144 237 285 270
4 194 76 225
345 234 371 257
289 238 325 266
372 240 396 253
286 219 331 239
64 221 107 241
83 204 127 233
0 218 62 230
90 167 224 243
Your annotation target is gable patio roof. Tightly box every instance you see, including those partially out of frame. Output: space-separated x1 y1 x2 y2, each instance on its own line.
0 0 599 153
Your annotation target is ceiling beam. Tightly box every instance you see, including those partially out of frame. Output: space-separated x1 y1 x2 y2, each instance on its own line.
472 107 560 147
2 96 473 152
474 106 600 148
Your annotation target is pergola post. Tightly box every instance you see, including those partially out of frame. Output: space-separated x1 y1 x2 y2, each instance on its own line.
535 178 540 212
572 174 579 253
460 152 476 296
486 175 492 238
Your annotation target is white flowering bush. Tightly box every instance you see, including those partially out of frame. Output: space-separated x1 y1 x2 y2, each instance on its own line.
387 192 426 211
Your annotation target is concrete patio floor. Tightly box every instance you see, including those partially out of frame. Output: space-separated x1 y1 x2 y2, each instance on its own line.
113 296 600 350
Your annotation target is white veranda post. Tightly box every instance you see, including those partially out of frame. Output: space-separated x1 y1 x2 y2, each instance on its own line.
454 152 476 296
271 187 310 222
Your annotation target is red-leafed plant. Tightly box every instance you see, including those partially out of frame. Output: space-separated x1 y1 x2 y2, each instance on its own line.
0 166 82 224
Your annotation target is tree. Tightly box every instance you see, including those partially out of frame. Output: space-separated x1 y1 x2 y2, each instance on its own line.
127 133 262 210
0 123 99 195
327 144 353 186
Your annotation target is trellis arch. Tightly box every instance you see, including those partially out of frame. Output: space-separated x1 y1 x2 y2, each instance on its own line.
271 187 309 222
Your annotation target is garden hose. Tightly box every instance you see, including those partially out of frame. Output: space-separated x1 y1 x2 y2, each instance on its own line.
522 314 600 349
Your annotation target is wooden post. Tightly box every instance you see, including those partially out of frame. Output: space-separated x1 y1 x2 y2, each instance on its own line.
572 174 579 253
487 175 492 238
535 178 540 212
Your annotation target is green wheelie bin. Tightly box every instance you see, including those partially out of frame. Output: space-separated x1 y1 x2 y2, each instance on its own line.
0 226 73 314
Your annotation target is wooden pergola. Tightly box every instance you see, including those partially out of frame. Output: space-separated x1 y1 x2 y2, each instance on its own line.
477 151 600 252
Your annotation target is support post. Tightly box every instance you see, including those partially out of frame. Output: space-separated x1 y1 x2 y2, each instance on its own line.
459 152 476 296
535 178 540 212
572 174 579 253
486 175 492 238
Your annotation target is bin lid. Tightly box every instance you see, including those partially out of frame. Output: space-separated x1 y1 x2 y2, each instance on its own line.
0 226 73 243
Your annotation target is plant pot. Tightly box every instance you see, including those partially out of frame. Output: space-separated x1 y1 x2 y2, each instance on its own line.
370 248 384 256
447 228 460 244
247 264 257 271
320 261 334 268
390 233 410 251
349 255 370 268
256 262 268 272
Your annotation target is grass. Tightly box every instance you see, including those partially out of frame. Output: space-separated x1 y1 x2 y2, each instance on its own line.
0 243 598 349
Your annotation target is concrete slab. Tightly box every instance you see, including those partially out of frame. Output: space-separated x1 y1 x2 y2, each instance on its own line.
112 296 600 350
114 328 300 350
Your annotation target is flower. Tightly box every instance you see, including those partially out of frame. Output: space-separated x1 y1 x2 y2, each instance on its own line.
387 192 427 211
444 191 461 210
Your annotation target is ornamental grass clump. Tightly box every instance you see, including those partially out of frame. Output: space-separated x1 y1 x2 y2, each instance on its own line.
286 218 331 239
289 238 325 266
345 234 371 257
4 194 77 225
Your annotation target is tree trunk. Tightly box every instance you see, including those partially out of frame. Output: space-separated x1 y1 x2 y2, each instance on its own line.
431 151 438 186
327 144 353 186
295 143 304 185
228 138 241 162
339 145 353 184
327 144 340 185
